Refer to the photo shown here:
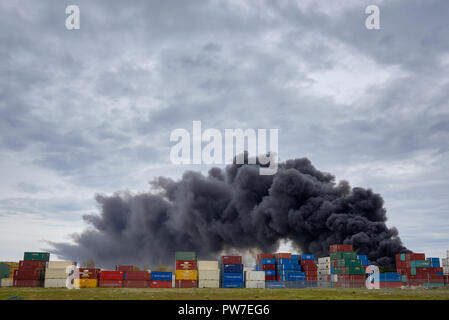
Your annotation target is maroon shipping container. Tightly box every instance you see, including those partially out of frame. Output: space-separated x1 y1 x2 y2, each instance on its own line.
19 260 46 270
301 264 317 271
257 253 274 260
304 271 317 276
123 280 150 288
274 253 291 259
176 260 197 270
329 244 353 253
13 280 43 287
379 282 402 288
100 271 124 280
405 253 425 261
443 275 449 285
125 271 150 281
175 280 197 288
306 275 318 281
396 261 411 268
99 280 123 288
265 275 276 281
150 280 172 288
116 265 135 272
14 269 44 280
77 268 100 279
261 264 275 270
221 256 242 264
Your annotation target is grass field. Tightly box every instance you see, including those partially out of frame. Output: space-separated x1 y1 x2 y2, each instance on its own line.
1 287 449 300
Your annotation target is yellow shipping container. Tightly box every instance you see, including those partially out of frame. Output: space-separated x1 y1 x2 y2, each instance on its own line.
175 270 198 280
74 279 98 288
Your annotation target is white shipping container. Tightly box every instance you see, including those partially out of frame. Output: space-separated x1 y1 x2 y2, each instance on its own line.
443 266 449 275
317 275 329 281
318 269 330 275
245 271 265 281
245 281 265 288
317 263 330 269
442 258 449 267
318 257 330 264
1 278 13 287
198 280 220 288
47 261 75 269
331 274 338 282
198 270 220 280
44 278 67 288
197 260 219 270
45 268 70 279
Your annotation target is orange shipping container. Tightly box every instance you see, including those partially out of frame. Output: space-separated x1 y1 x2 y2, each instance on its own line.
175 270 198 280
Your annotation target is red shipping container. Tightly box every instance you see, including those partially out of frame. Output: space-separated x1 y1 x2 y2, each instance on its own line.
396 261 411 268
221 256 242 264
265 275 276 281
19 260 46 270
100 271 124 280
305 271 317 276
274 253 292 259
77 268 100 279
176 260 197 270
99 280 123 288
329 244 353 253
125 271 150 281
150 280 172 288
301 260 316 266
116 265 135 272
261 264 275 270
123 280 150 288
257 253 274 260
405 253 425 261
302 265 317 271
175 280 197 288
13 280 43 287
14 269 43 280
443 275 449 285
306 276 317 281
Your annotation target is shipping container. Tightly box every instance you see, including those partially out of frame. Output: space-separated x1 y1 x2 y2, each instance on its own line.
99 280 123 288
124 271 150 281
274 253 292 259
221 256 242 264
14 269 44 280
411 260 431 268
245 271 265 281
329 244 353 253
198 270 220 280
257 253 274 260
150 280 172 288
74 279 98 288
175 251 196 261
265 281 285 288
300 254 314 260
198 280 220 288
44 279 67 288
123 280 150 288
176 260 197 270
116 265 135 272
13 279 43 287
100 271 124 280
245 281 265 288
222 273 244 282
222 264 243 273
23 252 50 261
77 268 100 279
1 278 13 287
175 280 198 288
175 270 198 280
197 260 218 270
259 258 275 265
151 271 172 281
318 257 330 264
47 261 74 269
45 268 68 279
221 282 244 288
0 263 10 279
19 260 46 270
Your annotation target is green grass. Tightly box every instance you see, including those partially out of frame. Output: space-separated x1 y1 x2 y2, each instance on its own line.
1 287 449 300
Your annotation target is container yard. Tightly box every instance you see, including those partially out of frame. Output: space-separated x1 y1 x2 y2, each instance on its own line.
1 246 449 300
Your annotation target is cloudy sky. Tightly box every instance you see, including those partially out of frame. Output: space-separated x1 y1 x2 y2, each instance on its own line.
1 0 448 261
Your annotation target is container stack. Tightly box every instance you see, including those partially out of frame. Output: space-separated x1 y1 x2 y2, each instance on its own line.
395 253 444 287
221 255 244 288
74 268 100 288
317 257 331 283
175 251 198 288
329 244 366 288
357 255 371 267
121 267 150 288
255 254 276 282
443 251 449 285
300 254 317 283
376 272 402 288
245 270 265 288
13 252 49 287
0 262 19 287
99 270 124 288
198 260 220 288
44 261 75 288
150 271 173 288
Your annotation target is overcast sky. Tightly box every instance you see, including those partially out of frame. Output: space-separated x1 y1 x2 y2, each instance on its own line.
1 0 448 261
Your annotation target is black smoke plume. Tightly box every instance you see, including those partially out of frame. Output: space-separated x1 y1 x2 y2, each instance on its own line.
49 155 407 268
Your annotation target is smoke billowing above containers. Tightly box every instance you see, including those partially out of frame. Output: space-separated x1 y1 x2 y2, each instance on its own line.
50 155 407 268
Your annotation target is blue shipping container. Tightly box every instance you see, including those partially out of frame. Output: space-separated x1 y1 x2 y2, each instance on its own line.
277 258 296 265
265 281 285 289
291 254 299 260
151 271 172 281
255 265 261 271
260 258 276 265
222 273 244 282
377 273 401 282
222 264 243 273
276 265 301 271
426 258 440 267
222 282 244 288
286 272 306 281
301 254 314 260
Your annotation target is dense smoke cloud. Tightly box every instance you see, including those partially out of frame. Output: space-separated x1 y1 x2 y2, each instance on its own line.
50 155 407 268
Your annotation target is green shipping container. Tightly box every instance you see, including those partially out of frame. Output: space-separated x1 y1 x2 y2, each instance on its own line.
400 253 405 261
410 260 431 268
423 282 444 288
345 266 365 275
401 275 407 282
330 252 343 260
175 251 196 261
336 259 361 267
0 263 10 279
341 252 357 260
23 252 50 261
411 267 416 275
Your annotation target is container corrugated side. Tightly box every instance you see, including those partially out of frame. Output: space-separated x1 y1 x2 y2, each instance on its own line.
198 280 220 288
245 281 265 288
197 260 219 270
245 271 265 281
198 270 219 280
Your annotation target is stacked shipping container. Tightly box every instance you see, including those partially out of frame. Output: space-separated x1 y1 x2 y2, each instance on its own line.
175 251 198 288
150 271 173 288
198 260 220 288
221 256 244 288
44 261 74 288
395 253 444 287
100 270 124 288
74 268 100 288
329 245 366 288
13 252 49 287
117 266 151 288
255 254 276 281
